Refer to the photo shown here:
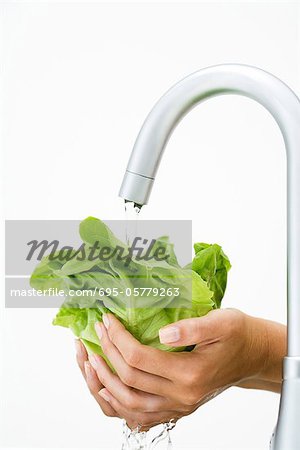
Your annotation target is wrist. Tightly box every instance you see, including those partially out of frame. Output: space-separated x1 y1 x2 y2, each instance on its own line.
243 314 287 386
256 317 286 383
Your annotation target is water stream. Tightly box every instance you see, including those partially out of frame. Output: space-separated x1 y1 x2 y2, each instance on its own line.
124 200 141 246
122 201 176 450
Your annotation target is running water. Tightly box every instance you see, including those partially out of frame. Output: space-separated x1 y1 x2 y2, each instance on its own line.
124 200 141 246
122 201 176 449
121 420 176 450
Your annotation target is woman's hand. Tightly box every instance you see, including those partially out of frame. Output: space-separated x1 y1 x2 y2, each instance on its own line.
75 308 286 430
75 338 185 430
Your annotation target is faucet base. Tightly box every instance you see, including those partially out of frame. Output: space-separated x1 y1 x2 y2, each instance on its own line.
270 357 300 449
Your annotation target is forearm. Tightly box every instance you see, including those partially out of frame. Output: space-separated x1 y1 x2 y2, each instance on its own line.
237 316 287 393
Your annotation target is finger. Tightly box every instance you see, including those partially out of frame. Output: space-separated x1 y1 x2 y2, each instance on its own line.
95 321 173 396
158 309 227 347
75 339 88 379
89 352 173 412
101 313 185 378
99 388 179 432
84 361 117 417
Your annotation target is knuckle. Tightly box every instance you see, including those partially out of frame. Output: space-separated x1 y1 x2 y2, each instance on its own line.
224 309 244 336
192 320 202 337
182 369 199 387
125 348 142 367
120 368 136 387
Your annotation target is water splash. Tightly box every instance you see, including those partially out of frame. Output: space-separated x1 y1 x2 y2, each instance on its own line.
121 419 176 450
121 421 147 450
149 420 176 448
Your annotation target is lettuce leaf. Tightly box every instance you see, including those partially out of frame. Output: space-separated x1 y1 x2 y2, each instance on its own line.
30 217 231 356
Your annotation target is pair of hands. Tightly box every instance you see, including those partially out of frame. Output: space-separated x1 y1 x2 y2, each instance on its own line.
75 308 285 431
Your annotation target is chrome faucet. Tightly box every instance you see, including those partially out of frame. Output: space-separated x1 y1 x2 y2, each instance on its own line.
119 64 300 449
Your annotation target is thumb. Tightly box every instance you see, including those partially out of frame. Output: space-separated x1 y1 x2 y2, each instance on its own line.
158 309 224 347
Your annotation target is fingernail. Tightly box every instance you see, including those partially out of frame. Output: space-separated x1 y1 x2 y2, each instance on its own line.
75 339 82 355
84 361 92 375
102 314 109 329
159 326 180 344
89 354 98 370
95 322 103 339
99 388 110 402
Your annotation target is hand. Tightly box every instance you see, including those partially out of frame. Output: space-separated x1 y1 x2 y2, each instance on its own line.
75 337 183 430
75 308 286 430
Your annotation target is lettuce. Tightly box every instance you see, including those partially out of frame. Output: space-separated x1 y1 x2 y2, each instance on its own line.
30 217 231 357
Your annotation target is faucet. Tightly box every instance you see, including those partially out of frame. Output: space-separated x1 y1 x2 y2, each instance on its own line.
119 64 300 449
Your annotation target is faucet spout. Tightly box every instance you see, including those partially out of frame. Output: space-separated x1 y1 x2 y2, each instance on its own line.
119 64 300 448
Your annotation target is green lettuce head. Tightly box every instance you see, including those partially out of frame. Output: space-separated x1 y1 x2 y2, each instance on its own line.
30 217 231 359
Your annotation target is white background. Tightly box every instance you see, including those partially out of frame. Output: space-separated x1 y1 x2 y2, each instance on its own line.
1 1 300 449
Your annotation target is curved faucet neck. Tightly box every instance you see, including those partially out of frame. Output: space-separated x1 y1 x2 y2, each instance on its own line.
119 64 300 356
